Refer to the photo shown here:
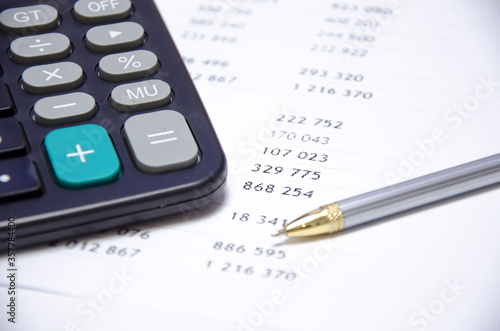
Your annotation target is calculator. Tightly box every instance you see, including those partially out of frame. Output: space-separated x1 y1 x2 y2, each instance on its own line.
0 0 227 248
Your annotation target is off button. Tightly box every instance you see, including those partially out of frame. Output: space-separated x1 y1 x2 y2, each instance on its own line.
74 0 132 24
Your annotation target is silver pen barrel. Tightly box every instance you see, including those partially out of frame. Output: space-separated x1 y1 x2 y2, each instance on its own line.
338 154 500 228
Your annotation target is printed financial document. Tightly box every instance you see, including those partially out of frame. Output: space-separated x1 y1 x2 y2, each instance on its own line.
2 0 500 330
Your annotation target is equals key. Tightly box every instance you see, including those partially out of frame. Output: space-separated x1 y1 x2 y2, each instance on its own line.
147 130 177 145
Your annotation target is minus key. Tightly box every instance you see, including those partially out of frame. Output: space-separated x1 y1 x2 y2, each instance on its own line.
33 92 96 126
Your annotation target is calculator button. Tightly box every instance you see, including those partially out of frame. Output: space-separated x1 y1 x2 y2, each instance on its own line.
0 5 58 35
110 79 172 112
74 0 132 24
33 92 96 126
0 118 26 158
0 158 41 200
10 33 71 64
0 84 15 117
124 110 199 174
85 22 144 53
99 50 158 82
44 124 120 189
21 62 84 95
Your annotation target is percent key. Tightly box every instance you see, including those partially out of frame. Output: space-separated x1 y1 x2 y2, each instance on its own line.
98 49 159 82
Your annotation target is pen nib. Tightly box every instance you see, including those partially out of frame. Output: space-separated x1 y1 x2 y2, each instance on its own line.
271 228 287 237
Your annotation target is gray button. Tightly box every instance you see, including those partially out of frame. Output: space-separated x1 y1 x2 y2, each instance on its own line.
10 33 71 64
86 22 144 53
33 92 96 126
110 79 172 112
99 50 158 82
0 5 58 35
124 110 199 174
22 62 84 94
74 0 132 24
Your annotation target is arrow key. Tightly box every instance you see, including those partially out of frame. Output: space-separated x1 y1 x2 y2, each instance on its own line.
85 22 144 53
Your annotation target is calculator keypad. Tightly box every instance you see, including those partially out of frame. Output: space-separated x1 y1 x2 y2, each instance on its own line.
0 2 199 191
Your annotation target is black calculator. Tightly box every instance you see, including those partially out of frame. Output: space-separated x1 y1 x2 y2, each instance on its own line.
0 0 227 248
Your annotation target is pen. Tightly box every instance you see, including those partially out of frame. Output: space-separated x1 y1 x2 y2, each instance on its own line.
272 153 500 237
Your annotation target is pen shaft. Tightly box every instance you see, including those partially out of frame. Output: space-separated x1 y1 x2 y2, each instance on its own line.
338 154 500 228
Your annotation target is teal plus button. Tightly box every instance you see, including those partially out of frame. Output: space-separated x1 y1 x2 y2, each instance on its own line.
45 124 120 189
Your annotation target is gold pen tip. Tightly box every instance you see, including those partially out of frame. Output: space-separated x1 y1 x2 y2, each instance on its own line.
271 228 287 237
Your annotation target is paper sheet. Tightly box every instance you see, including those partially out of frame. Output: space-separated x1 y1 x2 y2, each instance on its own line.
2 0 500 330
